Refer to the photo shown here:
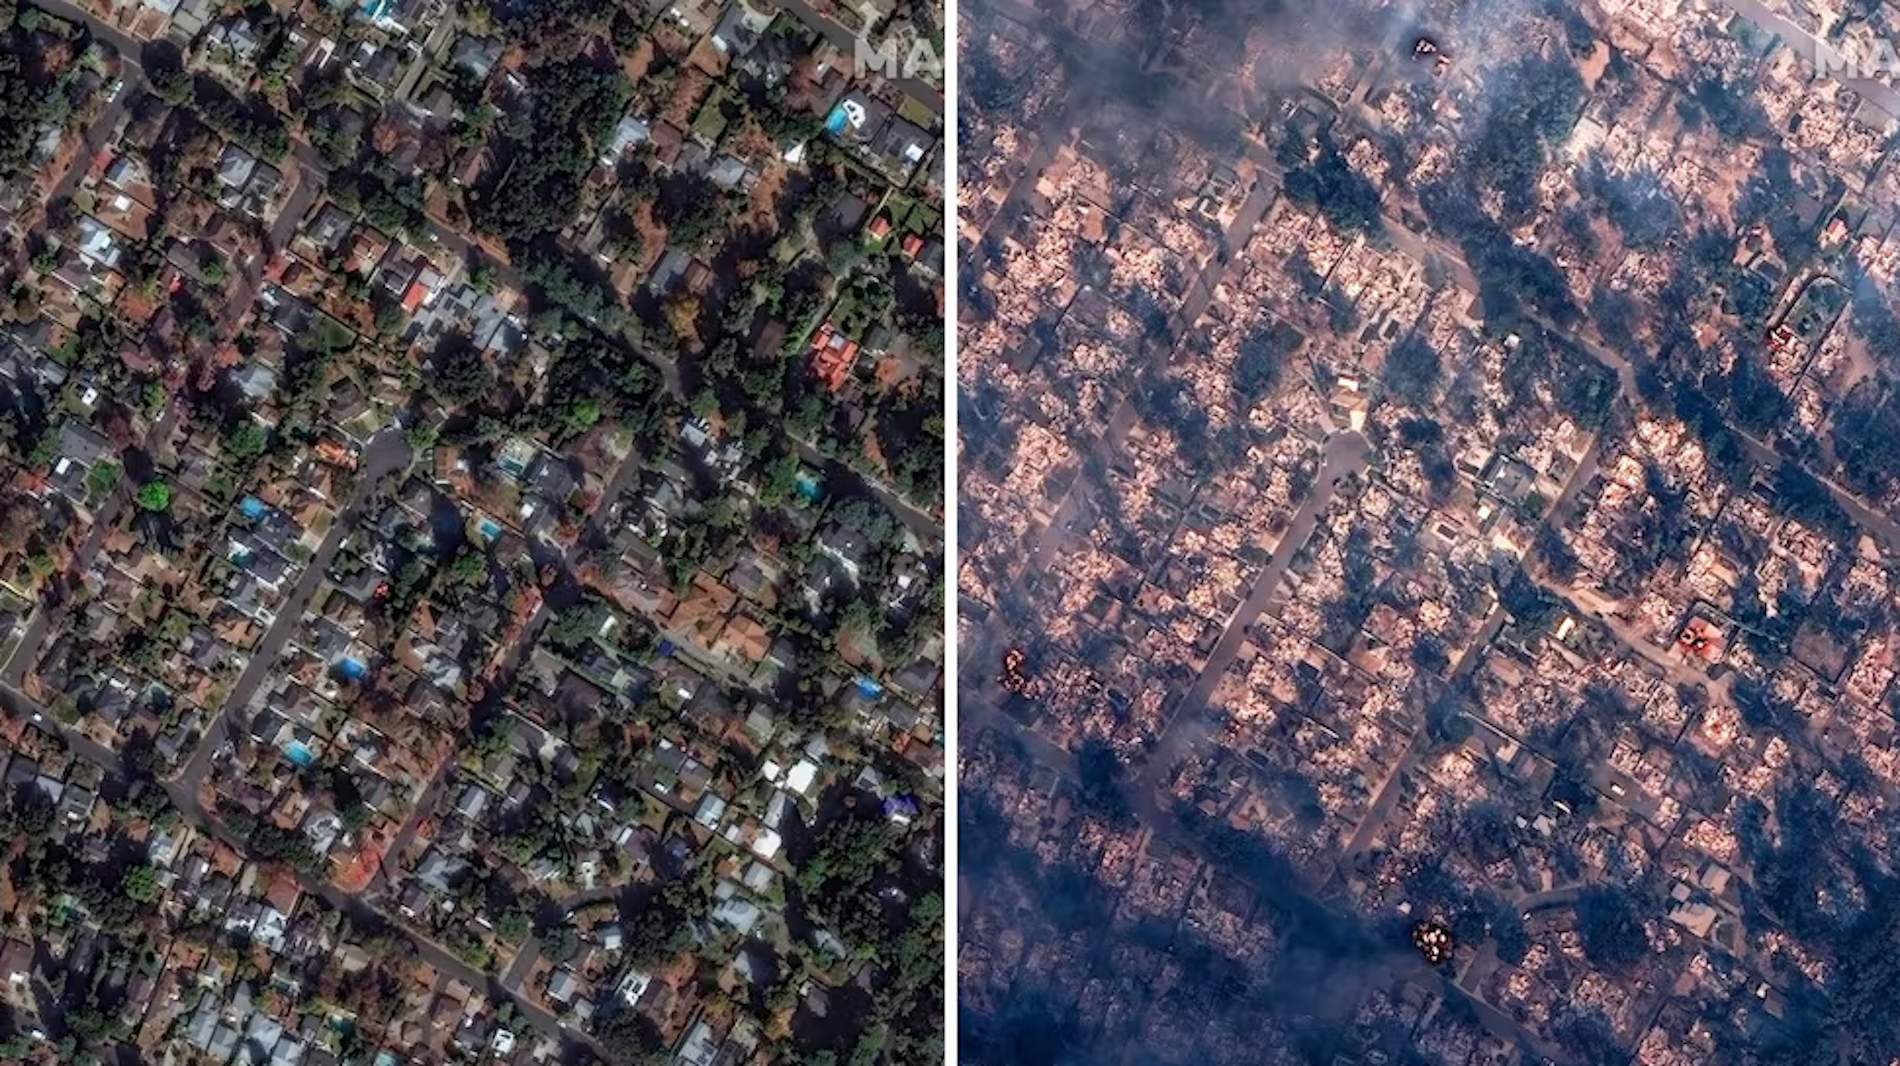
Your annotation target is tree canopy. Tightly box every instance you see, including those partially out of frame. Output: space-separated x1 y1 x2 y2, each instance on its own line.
472 58 630 244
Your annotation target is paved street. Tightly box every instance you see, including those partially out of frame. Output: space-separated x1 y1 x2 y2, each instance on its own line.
172 428 412 808
983 131 1282 591
37 0 143 55
1717 0 1900 121
791 435 940 537
499 884 622 994
1170 175 1280 336
1330 420 1604 869
0 399 182 688
1134 429 1372 790
964 428 1369 853
0 657 599 1056
47 65 143 208
0 1 915 1060
768 0 943 116
955 2 1663 1052
368 429 652 903
0 7 161 688
212 155 323 338
43 427 617 1053
266 155 323 257
0 624 596 1058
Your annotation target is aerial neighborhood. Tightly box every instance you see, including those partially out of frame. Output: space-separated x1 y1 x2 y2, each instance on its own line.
0 0 944 1060
958 0 1900 1062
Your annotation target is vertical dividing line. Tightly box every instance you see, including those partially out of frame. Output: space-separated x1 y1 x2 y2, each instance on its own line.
941 0 962 1056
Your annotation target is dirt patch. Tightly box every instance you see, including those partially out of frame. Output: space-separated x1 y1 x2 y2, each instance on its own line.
662 67 713 129
1792 620 1851 683
622 37 656 84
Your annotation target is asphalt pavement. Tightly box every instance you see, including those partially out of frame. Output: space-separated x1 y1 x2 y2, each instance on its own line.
172 428 413 808
768 0 943 116
1134 430 1373 790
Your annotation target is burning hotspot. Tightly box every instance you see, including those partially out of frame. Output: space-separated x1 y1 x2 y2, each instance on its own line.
1000 647 1031 694
1412 921 1455 965
1411 35 1452 76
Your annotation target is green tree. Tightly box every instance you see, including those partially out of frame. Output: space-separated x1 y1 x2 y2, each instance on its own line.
121 864 160 903
546 600 606 653
135 481 172 511
470 58 630 242
225 420 269 460
495 908 532 943
426 336 495 408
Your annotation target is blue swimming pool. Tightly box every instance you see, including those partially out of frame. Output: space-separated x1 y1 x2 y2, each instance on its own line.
795 471 822 503
477 517 502 543
336 657 367 681
856 676 883 700
825 107 848 135
239 495 267 520
284 740 316 768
